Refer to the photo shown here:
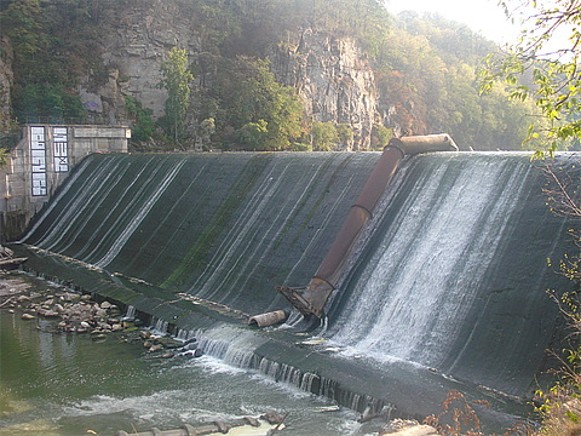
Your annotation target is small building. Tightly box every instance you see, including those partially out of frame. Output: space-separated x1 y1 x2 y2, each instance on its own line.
0 124 131 242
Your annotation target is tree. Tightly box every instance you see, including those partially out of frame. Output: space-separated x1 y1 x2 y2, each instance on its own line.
337 123 354 149
311 121 339 151
203 56 303 150
125 96 156 143
159 47 194 145
371 124 393 150
480 0 581 154
238 119 268 149
534 159 580 435
198 117 216 150
0 148 8 167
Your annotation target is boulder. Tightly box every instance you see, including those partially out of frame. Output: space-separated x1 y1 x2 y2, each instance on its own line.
37 308 59 318
149 344 163 353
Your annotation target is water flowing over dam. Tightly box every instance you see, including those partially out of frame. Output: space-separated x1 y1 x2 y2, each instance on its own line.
18 152 378 315
326 152 573 396
11 151 577 427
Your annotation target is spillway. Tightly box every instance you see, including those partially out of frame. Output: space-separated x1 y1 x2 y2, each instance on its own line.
325 152 574 397
10 150 578 429
18 152 379 315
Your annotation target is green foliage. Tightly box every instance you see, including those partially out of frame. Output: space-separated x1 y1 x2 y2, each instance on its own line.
1 0 538 151
336 123 354 149
373 12 533 150
480 0 581 154
0 0 43 57
238 119 269 149
15 84 86 122
311 121 339 151
125 96 156 143
198 117 216 150
0 147 8 167
158 47 195 145
291 142 312 152
371 124 394 150
1 0 103 122
201 56 304 150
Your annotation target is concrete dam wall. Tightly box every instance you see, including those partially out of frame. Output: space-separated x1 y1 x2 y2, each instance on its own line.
10 151 577 425
17 152 379 315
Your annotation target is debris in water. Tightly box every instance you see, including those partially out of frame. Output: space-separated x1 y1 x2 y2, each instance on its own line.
313 405 341 413
297 337 327 346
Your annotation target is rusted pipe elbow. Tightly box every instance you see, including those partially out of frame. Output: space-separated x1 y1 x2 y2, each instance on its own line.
248 310 289 327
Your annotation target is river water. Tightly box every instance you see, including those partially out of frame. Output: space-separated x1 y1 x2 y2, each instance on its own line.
0 309 379 436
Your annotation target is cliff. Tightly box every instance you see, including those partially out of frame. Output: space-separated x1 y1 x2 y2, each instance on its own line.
271 30 376 150
76 2 377 150
0 0 532 150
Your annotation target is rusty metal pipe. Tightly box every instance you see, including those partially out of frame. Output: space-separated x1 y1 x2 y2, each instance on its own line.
278 134 458 319
248 310 289 327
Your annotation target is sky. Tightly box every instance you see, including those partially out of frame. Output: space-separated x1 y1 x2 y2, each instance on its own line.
386 0 520 44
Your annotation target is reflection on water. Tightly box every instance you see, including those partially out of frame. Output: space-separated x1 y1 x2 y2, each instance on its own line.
0 311 375 436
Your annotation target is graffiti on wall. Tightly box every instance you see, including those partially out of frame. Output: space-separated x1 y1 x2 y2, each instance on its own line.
30 126 47 196
53 127 69 172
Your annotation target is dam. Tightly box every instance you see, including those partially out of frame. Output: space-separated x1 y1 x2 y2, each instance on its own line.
6 148 578 432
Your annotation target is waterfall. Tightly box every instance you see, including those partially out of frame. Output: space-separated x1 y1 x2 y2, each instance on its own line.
189 324 388 414
123 305 136 321
150 317 169 335
326 153 572 394
95 160 185 268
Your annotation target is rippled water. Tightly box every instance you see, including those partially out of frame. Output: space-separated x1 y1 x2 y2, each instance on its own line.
0 310 381 436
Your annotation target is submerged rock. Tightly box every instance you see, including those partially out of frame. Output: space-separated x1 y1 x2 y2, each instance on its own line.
155 336 182 349
92 333 108 341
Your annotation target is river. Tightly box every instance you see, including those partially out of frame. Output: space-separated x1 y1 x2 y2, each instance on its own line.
0 283 378 436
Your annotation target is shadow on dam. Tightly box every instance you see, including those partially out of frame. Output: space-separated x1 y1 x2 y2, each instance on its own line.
9 150 578 431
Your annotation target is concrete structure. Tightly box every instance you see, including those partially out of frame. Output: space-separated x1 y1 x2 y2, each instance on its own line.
0 124 130 242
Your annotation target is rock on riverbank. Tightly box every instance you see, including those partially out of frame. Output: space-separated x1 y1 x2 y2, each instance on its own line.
0 271 202 358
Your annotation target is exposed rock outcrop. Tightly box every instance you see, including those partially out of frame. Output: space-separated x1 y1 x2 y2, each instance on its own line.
80 3 380 149
0 1 384 150
90 0 202 122
271 29 376 150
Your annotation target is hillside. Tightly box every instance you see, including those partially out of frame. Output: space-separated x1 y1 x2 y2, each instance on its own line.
0 0 535 151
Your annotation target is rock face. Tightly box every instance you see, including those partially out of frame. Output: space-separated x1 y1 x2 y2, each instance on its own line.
84 3 379 149
0 37 13 131
86 0 202 123
271 30 377 150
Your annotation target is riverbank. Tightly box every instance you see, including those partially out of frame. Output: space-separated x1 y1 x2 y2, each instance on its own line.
0 270 442 435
